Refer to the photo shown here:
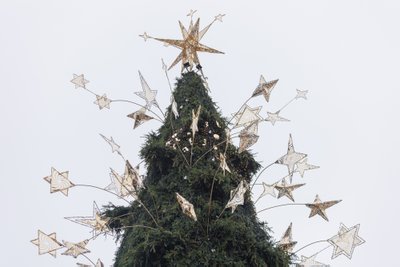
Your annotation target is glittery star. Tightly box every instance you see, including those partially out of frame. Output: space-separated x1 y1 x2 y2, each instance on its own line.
65 202 110 238
260 182 277 198
238 123 259 153
43 167 75 196
93 94 111 110
306 195 341 221
127 108 154 129
219 153 231 175
295 158 319 178
107 161 143 198
176 193 197 221
232 105 263 128
277 223 297 253
214 14 226 22
62 239 90 258
275 178 305 202
139 32 150 41
276 134 307 178
328 223 365 259
99 134 121 155
298 255 328 267
251 75 279 102
31 230 64 258
71 74 89 89
295 89 308 100
265 111 290 126
226 180 247 213
135 71 158 109
151 18 224 71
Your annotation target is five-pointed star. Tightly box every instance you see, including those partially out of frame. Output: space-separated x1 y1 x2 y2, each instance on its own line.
328 223 365 259
275 178 305 202
305 195 342 221
219 153 231 175
43 167 75 196
238 121 259 153
176 192 197 221
276 134 307 177
139 32 150 41
187 9 197 17
260 182 277 198
135 71 158 109
251 75 279 102
232 105 263 128
298 255 328 267
65 202 110 238
214 14 226 22
31 230 64 258
226 180 247 213
191 105 201 138
295 89 308 100
295 158 319 178
77 259 104 267
152 18 224 71
62 239 90 258
127 108 154 129
278 223 297 253
265 111 290 126
71 74 89 89
99 134 121 155
93 94 111 110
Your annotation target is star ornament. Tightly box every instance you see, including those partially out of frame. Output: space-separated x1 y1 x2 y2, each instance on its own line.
298 255 328 267
251 75 279 102
176 193 197 221
151 17 224 71
275 178 305 202
191 105 201 138
265 111 290 126
295 89 308 100
71 74 89 89
276 134 307 178
62 239 90 258
43 167 75 196
260 182 277 198
295 158 319 178
328 223 365 259
238 122 259 153
99 134 121 155
232 105 263 128
65 202 110 238
219 153 231 175
127 108 154 129
277 223 297 253
94 94 111 110
305 195 342 221
226 180 248 213
31 230 64 258
77 259 104 267
139 32 150 41
135 71 158 109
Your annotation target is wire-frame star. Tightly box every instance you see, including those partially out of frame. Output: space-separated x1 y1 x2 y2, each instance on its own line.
43 167 75 197
328 223 365 259
31 230 64 258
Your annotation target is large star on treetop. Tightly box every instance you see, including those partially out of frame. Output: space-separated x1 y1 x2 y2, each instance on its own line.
328 223 365 259
305 195 342 221
148 17 224 71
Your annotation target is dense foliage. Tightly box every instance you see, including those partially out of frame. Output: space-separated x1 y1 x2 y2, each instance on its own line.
105 72 290 266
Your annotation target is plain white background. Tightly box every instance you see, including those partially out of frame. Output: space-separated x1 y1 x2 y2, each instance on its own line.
1 1 399 266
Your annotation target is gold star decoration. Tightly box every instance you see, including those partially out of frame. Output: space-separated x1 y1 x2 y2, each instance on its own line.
77 259 104 267
298 255 328 267
31 230 64 258
176 192 197 221
328 223 365 259
238 121 259 153
149 16 224 71
276 134 307 180
251 75 279 102
305 195 342 221
62 239 90 258
65 202 110 238
93 94 111 110
275 178 305 202
43 167 75 196
71 74 89 89
232 105 263 128
127 108 154 129
277 223 297 253
226 180 248 213
219 153 231 175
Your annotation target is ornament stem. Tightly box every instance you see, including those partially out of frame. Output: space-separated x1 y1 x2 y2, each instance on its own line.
257 203 306 214
293 240 330 254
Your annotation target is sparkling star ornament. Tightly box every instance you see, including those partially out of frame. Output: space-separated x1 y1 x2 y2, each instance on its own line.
298 255 328 267
62 239 90 258
265 111 290 126
43 167 75 196
77 259 104 267
305 195 342 221
251 75 279 102
99 134 122 156
214 14 226 22
328 223 365 259
93 94 111 110
219 153 231 175
295 158 320 178
260 182 277 198
176 193 197 221
71 74 89 89
276 134 307 180
127 108 154 129
107 161 142 198
226 180 248 213
65 202 110 238
135 71 158 109
238 122 259 153
275 178 305 202
232 105 263 128
277 223 297 253
295 89 308 100
31 230 64 258
191 105 201 138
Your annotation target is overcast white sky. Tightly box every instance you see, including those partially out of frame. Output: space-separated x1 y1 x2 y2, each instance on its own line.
1 1 399 266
